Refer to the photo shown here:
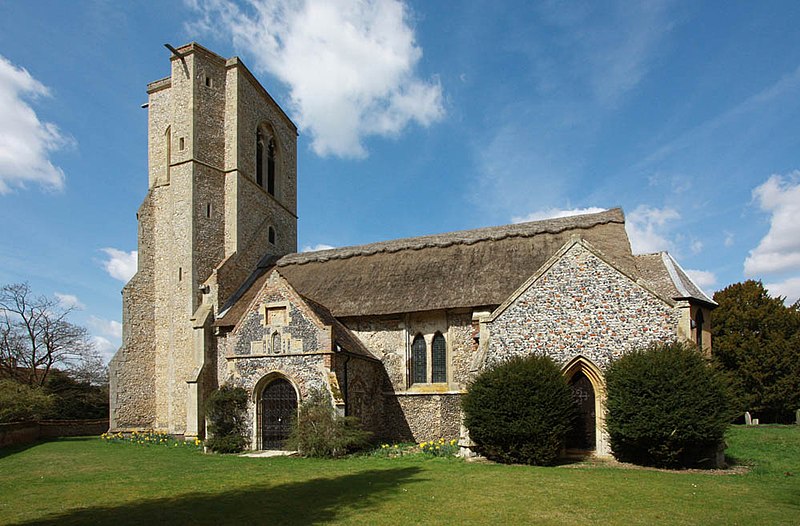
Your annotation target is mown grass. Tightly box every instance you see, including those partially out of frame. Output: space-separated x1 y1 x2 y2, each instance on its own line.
0 426 797 525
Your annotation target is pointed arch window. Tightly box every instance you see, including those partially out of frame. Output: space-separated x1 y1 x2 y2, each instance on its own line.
432 332 447 383
411 334 427 385
256 124 278 197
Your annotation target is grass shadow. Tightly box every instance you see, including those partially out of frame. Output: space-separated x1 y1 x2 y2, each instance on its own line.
12 465 425 526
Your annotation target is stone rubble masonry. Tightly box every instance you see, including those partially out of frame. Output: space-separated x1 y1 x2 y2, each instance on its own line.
110 43 298 435
487 240 680 370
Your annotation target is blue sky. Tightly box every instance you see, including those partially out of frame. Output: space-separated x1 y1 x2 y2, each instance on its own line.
2 1 800 362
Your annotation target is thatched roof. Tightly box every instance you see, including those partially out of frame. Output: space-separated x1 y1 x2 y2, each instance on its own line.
217 208 640 323
635 252 717 307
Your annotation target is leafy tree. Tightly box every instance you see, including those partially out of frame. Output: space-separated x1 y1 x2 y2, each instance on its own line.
712 280 800 422
605 341 733 468
287 388 371 458
1 283 100 386
462 355 575 466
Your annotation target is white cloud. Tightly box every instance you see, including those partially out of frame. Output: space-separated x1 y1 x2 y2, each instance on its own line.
0 54 68 194
189 0 444 158
301 243 335 252
54 292 85 310
684 269 717 290
625 205 680 254
723 231 734 248
91 335 118 363
100 248 137 282
690 240 703 254
512 207 606 224
88 315 122 340
744 172 800 276
765 277 800 306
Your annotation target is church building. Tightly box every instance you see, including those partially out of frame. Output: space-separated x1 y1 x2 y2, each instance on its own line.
109 43 716 455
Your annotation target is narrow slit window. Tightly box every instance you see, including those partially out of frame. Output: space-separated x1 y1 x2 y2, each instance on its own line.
179 137 185 151
695 309 704 349
268 226 276 245
206 203 211 218
178 267 182 281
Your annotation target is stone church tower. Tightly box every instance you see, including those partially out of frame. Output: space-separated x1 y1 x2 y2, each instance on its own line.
109 43 298 438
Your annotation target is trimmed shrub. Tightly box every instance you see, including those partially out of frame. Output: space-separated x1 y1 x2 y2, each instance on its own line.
286 388 371 458
461 355 576 465
205 385 250 453
0 379 54 422
605 341 734 468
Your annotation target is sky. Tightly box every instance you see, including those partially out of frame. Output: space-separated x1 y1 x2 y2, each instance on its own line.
1 0 800 363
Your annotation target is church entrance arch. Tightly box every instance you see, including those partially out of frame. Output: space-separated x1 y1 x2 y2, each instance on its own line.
566 371 596 450
562 356 604 452
257 377 298 450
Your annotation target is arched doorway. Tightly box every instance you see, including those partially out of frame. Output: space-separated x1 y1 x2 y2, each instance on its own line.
566 370 596 451
259 378 297 450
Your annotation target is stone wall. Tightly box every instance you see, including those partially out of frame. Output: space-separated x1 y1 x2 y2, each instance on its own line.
487 242 680 370
0 420 109 448
382 393 461 442
342 310 474 442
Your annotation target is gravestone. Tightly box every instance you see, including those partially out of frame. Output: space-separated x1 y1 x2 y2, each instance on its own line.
744 411 752 426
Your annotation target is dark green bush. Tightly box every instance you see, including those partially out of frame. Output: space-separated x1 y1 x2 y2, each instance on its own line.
205 385 250 453
461 355 575 465
605 341 734 468
0 379 54 422
286 388 371 458
44 370 109 420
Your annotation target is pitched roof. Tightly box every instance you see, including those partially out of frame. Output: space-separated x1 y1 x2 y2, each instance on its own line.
634 252 717 307
217 208 636 322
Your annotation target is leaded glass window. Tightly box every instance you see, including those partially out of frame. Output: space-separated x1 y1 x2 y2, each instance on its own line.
432 332 447 383
411 334 426 384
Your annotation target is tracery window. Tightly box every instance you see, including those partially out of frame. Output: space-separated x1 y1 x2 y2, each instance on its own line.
431 332 447 383
411 334 427 384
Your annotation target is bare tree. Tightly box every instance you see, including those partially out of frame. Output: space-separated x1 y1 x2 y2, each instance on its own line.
0 283 97 386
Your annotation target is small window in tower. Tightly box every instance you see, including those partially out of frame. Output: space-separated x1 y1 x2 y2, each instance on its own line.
206 203 211 218
268 226 276 245
179 137 185 151
205 75 212 88
178 267 182 281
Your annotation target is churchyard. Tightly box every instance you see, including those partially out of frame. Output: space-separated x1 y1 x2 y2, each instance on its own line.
0 425 797 525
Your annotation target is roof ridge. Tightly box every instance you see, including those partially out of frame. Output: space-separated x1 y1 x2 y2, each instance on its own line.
278 208 624 267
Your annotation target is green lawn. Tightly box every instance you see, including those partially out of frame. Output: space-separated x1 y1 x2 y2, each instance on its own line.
1 426 798 525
